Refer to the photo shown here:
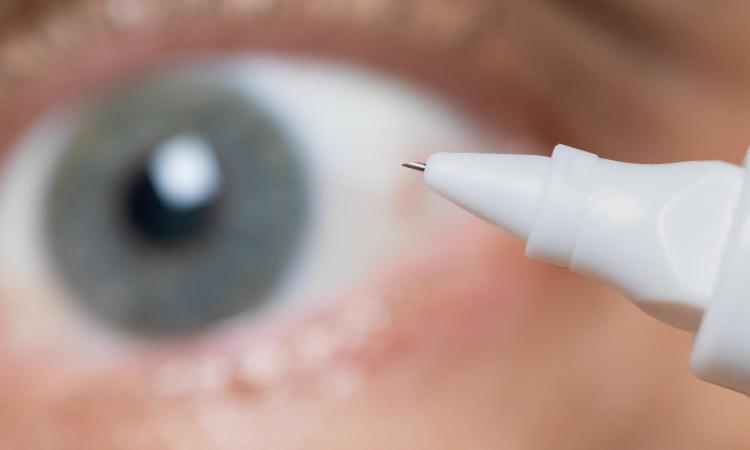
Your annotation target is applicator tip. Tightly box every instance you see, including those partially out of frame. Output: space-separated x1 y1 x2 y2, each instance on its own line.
402 162 427 172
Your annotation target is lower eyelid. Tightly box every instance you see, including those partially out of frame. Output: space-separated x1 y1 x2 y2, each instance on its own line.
3 220 536 401
145 221 550 391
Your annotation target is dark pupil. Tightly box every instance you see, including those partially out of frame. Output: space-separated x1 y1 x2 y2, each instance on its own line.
125 137 221 246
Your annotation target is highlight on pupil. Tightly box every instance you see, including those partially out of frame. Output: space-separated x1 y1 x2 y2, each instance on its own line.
125 133 223 246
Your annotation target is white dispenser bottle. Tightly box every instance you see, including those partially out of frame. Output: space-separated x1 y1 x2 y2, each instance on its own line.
420 145 750 395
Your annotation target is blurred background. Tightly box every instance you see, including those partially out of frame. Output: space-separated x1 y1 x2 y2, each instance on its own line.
2 1 750 449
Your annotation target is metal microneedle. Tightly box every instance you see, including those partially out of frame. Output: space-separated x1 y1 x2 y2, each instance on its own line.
401 162 427 172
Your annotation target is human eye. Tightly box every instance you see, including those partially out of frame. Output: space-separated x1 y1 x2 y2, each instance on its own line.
0 55 488 339
6 2 750 450
0 1 546 446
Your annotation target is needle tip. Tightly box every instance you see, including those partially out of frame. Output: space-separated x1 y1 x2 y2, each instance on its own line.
402 162 427 172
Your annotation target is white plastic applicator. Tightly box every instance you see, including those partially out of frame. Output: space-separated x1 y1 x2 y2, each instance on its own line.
408 144 750 395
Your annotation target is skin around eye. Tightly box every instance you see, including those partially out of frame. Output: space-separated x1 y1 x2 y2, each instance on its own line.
2 1 750 449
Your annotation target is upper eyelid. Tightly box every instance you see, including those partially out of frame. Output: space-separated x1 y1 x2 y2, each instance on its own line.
0 0 492 49
0 0 541 146
11 0 729 84
0 0 485 89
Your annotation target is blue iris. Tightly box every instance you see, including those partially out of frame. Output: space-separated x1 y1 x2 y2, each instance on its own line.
46 75 308 336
